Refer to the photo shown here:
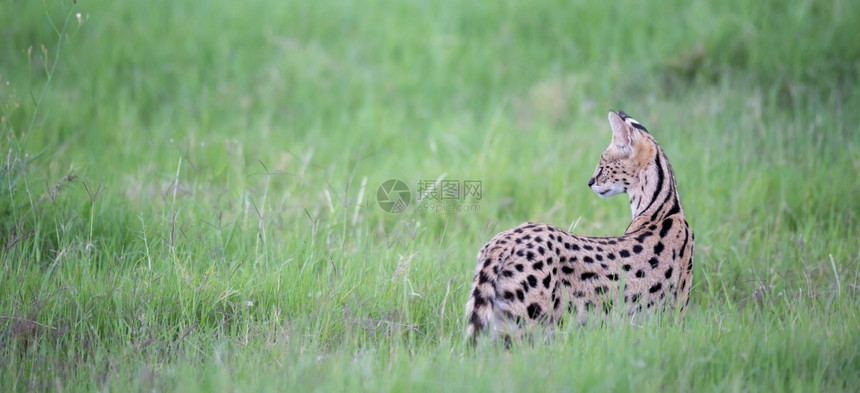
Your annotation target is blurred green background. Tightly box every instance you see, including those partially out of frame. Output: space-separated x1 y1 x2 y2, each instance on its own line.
2 0 858 391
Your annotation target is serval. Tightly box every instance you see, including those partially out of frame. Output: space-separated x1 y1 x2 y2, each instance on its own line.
466 110 694 343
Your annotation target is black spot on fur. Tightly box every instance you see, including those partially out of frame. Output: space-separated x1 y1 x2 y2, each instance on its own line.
632 245 643 254
583 245 593 251
527 275 538 288
607 253 616 260
649 257 659 269
665 267 674 279
581 272 597 280
634 231 653 243
654 242 665 255
516 250 524 257
542 275 552 289
649 283 662 293
483 258 492 268
537 246 546 256
473 295 486 307
501 270 514 278
502 291 515 301
619 250 631 258
606 273 619 281
561 265 574 274
594 286 608 295
478 272 491 283
622 264 631 271
583 256 594 263
635 270 645 278
527 303 543 320
532 261 544 271
526 251 535 261
595 254 603 261
660 218 674 237
515 264 524 272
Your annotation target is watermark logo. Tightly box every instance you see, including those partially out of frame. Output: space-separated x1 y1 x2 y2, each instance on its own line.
417 180 482 201
376 179 412 213
377 178 482 214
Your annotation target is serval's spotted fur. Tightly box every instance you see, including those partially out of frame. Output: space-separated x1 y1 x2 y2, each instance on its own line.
466 111 694 343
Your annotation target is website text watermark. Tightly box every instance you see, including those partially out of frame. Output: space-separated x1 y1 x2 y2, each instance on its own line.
376 179 483 214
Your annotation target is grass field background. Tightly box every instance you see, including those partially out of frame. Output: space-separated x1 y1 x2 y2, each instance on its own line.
2 0 859 391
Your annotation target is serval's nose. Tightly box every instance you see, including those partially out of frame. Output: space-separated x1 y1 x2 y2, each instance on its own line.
588 177 595 187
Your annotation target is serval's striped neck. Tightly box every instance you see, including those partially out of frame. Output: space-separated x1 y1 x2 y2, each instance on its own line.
627 144 685 232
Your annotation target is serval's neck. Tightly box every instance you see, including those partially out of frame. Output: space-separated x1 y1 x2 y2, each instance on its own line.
626 147 684 233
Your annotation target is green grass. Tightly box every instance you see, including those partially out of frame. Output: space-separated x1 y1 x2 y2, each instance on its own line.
2 0 859 391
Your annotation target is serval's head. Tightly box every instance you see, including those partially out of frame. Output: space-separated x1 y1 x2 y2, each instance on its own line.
588 110 657 198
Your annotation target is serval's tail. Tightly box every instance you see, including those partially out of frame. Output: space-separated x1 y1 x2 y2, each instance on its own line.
465 248 499 343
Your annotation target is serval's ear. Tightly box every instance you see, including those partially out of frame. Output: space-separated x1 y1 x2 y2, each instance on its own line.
608 111 639 154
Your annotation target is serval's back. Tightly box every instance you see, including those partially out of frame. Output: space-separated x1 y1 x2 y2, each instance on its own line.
465 111 694 343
